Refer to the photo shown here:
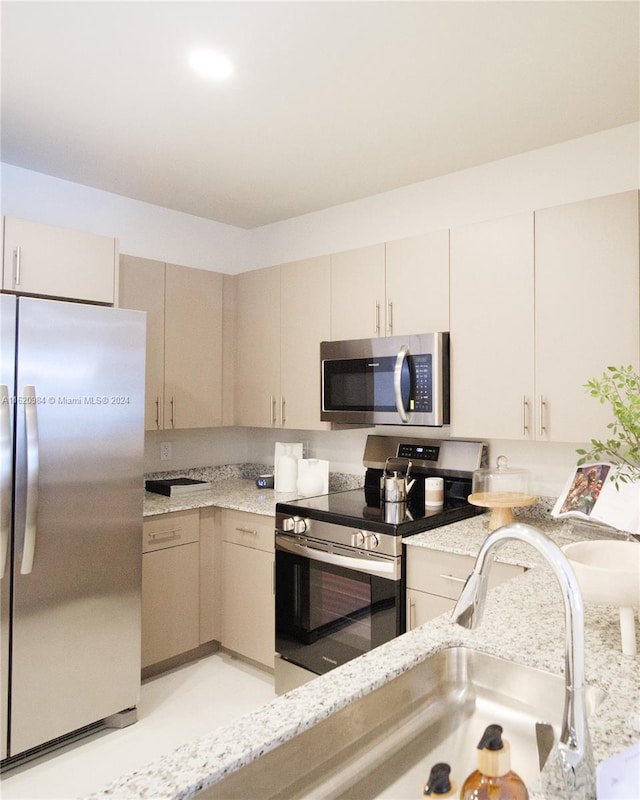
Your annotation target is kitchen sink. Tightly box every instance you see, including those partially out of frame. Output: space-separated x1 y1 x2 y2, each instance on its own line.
201 646 605 800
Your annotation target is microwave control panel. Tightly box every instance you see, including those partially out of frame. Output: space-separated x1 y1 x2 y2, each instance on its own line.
410 354 432 412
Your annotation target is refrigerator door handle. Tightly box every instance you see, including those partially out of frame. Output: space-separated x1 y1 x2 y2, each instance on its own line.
21 385 39 575
0 384 11 579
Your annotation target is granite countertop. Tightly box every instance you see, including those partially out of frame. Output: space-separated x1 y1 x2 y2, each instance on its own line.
89 480 639 800
142 464 363 517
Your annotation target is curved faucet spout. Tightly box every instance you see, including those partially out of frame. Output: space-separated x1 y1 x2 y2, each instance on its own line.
451 523 595 800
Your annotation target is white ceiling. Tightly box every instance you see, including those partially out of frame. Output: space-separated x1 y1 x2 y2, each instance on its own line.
2 1 638 229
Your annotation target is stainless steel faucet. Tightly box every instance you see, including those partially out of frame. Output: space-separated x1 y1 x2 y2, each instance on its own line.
451 522 595 800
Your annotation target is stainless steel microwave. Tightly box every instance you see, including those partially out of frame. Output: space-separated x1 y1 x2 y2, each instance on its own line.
320 332 450 426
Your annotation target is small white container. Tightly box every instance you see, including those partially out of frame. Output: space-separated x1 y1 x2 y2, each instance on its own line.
425 476 444 508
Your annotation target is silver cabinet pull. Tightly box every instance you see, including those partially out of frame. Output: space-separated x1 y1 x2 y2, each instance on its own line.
269 395 276 426
374 301 381 335
439 573 466 584
155 396 162 429
522 395 530 436
170 395 176 428
235 526 258 536
387 300 393 336
408 598 415 631
539 395 547 437
280 395 286 426
14 246 22 285
21 385 39 575
149 528 182 541
0 385 11 579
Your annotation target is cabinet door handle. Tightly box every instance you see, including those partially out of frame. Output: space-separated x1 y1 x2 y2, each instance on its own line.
155 396 162 429
521 395 529 436
408 598 415 631
269 395 276 426
149 530 182 544
235 526 258 536
280 396 286 426
374 301 381 335
170 396 176 428
14 246 22 286
538 395 547 437
439 573 466 584
387 300 393 336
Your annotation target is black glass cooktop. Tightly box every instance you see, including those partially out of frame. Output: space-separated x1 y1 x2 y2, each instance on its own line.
276 486 485 537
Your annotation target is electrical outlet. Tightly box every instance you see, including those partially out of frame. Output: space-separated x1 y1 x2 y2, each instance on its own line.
160 442 172 461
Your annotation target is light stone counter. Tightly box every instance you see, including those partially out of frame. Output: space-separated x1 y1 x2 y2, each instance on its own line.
88 498 639 800
142 464 363 518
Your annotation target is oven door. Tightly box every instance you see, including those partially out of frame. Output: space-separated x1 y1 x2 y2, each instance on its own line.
275 534 403 677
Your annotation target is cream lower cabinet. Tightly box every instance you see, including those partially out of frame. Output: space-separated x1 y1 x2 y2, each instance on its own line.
141 510 200 668
220 510 275 669
2 216 117 304
406 546 524 631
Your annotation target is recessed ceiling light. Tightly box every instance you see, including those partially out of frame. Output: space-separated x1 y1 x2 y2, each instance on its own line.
189 48 233 80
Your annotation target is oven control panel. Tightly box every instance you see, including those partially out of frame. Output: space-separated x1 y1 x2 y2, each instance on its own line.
351 530 379 550
281 515 308 535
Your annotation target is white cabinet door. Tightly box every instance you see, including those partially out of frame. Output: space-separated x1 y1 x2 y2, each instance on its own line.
3 217 116 304
141 511 201 669
534 191 640 443
330 244 386 340
220 510 274 669
119 257 224 430
235 266 281 427
119 255 166 430
280 255 331 431
164 263 223 429
385 230 449 336
450 213 535 439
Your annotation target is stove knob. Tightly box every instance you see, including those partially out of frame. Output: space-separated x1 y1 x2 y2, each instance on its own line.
351 530 366 548
364 532 379 550
281 516 295 532
293 517 307 534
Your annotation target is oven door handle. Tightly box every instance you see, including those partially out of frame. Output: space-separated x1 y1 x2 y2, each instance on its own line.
276 535 398 579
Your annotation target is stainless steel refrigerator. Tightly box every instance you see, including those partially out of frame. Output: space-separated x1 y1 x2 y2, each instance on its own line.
0 294 145 763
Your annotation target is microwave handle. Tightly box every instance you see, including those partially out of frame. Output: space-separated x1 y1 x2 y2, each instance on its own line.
394 345 410 423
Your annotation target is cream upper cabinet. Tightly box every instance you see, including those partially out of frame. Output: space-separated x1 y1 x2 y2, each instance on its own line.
280 256 330 430
235 265 281 427
450 192 640 442
236 257 330 430
534 191 639 443
330 244 385 340
3 216 117 304
164 263 223 430
385 230 449 336
119 255 224 430
450 213 535 439
119 255 165 430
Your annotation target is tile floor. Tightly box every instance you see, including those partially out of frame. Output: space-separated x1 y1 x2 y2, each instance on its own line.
0 651 275 800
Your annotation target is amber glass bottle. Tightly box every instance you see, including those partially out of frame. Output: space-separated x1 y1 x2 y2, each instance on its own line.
460 724 529 800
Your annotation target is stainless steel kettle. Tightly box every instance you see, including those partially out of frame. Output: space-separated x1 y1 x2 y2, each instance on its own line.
380 459 416 503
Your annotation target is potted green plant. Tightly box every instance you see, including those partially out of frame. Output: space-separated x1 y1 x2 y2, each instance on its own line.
576 364 640 488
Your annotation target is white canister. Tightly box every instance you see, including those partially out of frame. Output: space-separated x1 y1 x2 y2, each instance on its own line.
275 445 298 492
425 477 444 508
